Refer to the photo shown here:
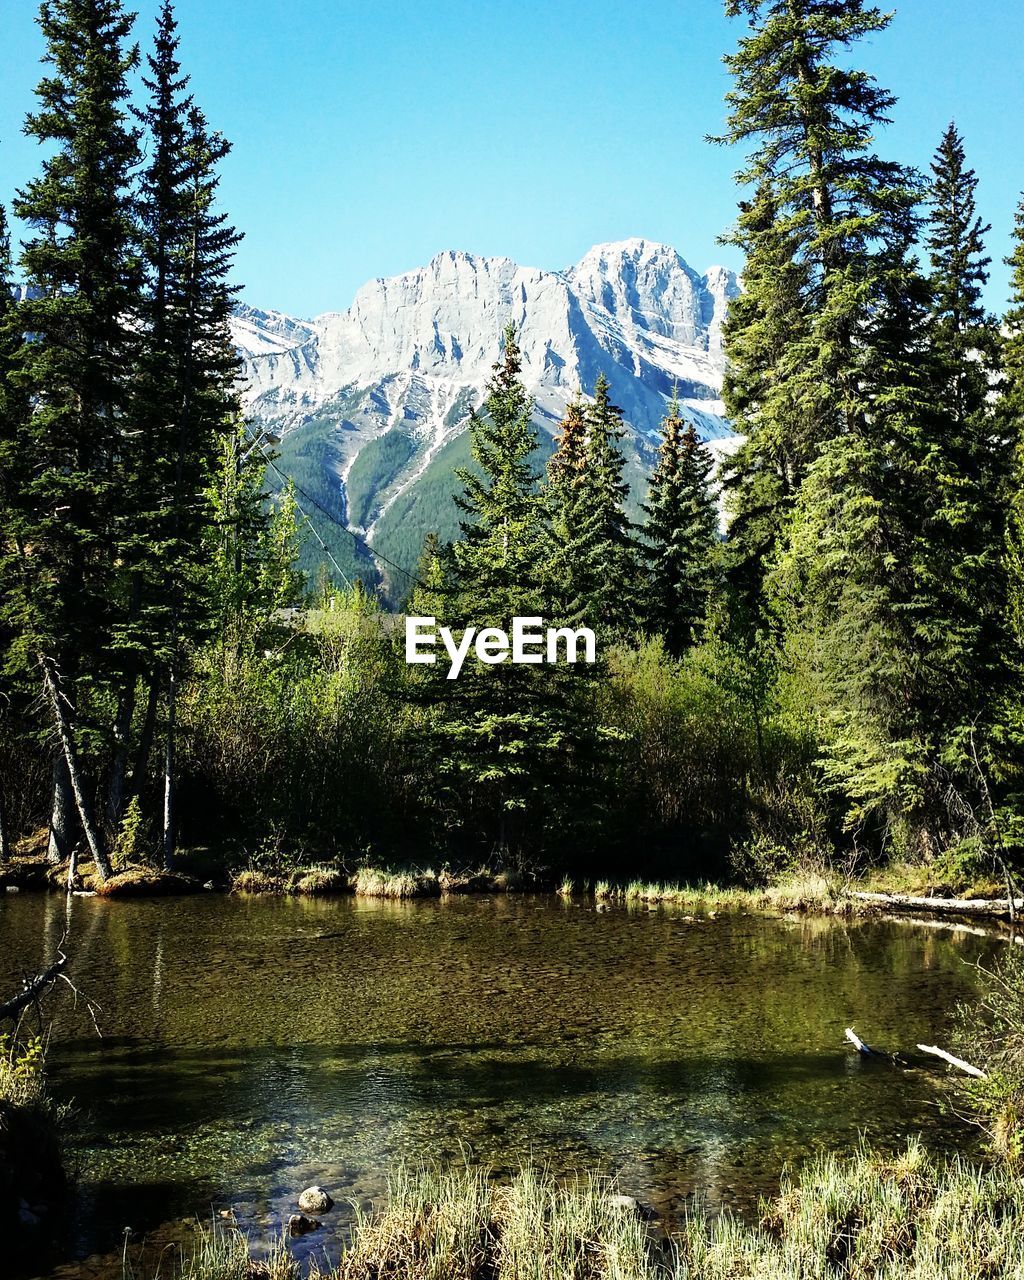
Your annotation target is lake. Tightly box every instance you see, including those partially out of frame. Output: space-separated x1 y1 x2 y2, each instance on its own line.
0 890 996 1278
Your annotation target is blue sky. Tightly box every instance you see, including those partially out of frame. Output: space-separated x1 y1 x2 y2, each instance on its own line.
1 0 1023 317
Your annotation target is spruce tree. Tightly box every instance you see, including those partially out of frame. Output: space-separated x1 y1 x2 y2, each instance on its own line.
926 123 996 432
720 0 1005 853
132 4 242 863
719 182 816 621
8 0 144 880
439 326 569 854
716 0 922 594
0 205 32 867
1005 197 1024 651
543 393 590 626
643 391 719 655
582 375 641 635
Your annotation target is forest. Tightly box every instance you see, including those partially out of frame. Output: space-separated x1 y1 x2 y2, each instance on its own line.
5 2 1024 1278
3 1 1024 897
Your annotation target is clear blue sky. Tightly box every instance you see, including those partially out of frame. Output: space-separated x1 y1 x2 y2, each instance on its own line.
1 0 1023 318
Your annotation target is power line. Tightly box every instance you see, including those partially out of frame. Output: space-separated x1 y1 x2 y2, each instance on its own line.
242 424 428 592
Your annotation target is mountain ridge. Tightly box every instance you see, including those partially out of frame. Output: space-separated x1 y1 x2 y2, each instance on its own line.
233 238 740 589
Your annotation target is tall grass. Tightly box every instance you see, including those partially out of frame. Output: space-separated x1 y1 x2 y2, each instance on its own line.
123 1226 297 1280
587 872 851 915
328 1143 1024 1280
352 866 441 899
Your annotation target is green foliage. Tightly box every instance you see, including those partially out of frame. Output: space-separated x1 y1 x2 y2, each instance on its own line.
292 1145 1024 1280
643 390 720 654
346 427 417 529
111 795 149 870
955 951 1024 1166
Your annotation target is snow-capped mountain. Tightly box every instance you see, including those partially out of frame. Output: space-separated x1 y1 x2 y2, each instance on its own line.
233 239 739 588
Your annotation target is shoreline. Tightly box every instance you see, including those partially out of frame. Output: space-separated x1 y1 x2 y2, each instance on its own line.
1 853 1020 927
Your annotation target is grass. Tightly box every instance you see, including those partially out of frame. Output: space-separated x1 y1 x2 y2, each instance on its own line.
165 1143 1024 1279
586 871 856 916
124 1224 297 1280
352 866 442 899
290 866 349 896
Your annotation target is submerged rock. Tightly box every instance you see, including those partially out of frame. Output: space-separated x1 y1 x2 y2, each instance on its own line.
297 1186 334 1215
606 1193 658 1220
288 1212 321 1236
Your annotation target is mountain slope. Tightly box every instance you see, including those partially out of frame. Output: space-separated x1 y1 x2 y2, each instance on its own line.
233 238 739 594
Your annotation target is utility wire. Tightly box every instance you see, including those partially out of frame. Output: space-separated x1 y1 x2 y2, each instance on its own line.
242 424 428 592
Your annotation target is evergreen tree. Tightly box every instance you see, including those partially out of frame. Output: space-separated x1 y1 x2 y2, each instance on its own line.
406 531 450 620
720 0 1005 854
643 391 719 655
716 0 922 591
0 205 32 866
580 375 642 636
1005 198 1024 651
6 0 144 880
438 326 571 854
543 393 590 626
719 182 817 621
131 4 242 863
926 123 996 433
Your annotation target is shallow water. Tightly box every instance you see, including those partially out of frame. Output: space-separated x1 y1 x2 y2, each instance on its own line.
0 891 998 1277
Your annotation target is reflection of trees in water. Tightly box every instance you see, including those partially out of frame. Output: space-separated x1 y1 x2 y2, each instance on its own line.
0 896 996 1269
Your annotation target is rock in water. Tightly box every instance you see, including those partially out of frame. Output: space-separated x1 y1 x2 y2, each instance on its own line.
297 1186 334 1215
288 1213 321 1236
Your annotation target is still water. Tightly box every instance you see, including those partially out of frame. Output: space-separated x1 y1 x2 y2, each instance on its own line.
0 891 997 1277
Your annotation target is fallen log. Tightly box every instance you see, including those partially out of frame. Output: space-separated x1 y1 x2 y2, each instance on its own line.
852 891 1024 919
0 948 68 1021
916 1043 987 1079
845 1027 874 1055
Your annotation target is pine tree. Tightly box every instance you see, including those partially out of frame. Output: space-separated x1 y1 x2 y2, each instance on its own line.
8 0 144 880
581 375 642 635
438 326 571 854
927 123 996 432
0 205 32 866
131 4 242 864
1005 198 1024 650
643 391 719 655
716 0 922 593
719 0 1004 853
719 182 816 621
543 394 590 625
406 531 450 620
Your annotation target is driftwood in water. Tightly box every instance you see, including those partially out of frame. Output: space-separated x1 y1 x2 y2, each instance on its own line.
846 1026 987 1079
0 947 68 1021
852 891 1024 919
916 1043 987 1079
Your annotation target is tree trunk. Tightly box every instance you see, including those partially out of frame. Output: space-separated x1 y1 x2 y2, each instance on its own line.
40 654 112 882
129 677 159 805
162 668 177 871
47 753 74 866
0 787 8 864
106 676 138 833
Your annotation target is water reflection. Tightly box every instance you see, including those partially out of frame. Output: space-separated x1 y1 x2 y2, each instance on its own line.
0 891 997 1278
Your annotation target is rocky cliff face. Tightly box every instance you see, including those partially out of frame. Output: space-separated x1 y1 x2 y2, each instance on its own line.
233 238 739 587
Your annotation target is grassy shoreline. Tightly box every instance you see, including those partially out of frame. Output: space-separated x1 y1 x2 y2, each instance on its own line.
161 1143 1023 1280
0 847 1014 922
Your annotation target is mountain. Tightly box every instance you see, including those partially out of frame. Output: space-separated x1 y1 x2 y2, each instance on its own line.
233 238 740 595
